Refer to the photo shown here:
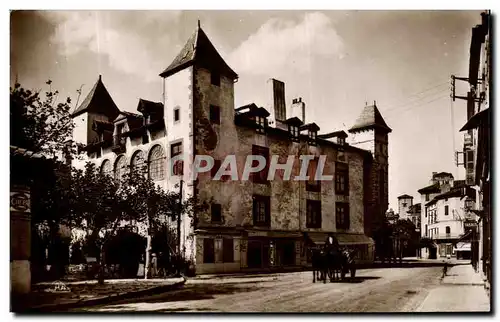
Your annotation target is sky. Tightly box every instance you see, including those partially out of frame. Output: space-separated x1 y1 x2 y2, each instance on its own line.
10 10 484 211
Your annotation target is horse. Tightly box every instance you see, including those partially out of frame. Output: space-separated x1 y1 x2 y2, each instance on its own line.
311 248 328 283
312 245 344 283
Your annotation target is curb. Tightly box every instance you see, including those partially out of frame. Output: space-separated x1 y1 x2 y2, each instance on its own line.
15 277 187 313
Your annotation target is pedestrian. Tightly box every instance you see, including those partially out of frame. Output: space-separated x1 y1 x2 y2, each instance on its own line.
151 253 158 278
158 252 167 278
442 260 448 278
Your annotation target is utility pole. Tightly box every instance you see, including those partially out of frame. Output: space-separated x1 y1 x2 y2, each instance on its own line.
177 179 183 255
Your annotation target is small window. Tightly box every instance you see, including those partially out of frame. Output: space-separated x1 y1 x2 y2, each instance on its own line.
445 205 449 216
289 125 299 142
212 159 221 179
210 105 220 124
211 203 222 223
306 158 321 192
253 195 270 226
337 137 345 145
222 238 234 263
425 194 430 201
256 116 266 134
203 238 215 263
446 226 451 234
251 145 269 183
308 130 317 145
211 70 220 86
306 200 322 228
171 142 183 176
402 203 407 207
335 163 349 195
174 108 180 122
336 202 350 230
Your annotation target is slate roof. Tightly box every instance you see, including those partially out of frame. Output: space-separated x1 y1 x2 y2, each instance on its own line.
433 172 454 179
300 123 320 132
318 130 348 139
284 117 304 126
159 26 238 80
235 103 270 117
71 75 120 119
417 183 441 194
92 120 114 132
348 104 392 133
137 99 163 115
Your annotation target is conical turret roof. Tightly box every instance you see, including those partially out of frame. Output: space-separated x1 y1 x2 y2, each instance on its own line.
348 103 392 133
159 24 238 80
71 75 120 119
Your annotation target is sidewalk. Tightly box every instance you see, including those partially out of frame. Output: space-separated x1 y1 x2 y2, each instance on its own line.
11 277 186 313
417 264 490 312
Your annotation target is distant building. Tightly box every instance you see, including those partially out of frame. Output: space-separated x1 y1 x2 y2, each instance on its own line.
397 194 413 221
407 203 421 232
418 172 477 259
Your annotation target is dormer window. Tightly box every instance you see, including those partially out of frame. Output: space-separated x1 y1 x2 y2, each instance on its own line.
300 123 319 146
256 116 266 134
337 137 346 145
308 130 317 145
289 125 299 142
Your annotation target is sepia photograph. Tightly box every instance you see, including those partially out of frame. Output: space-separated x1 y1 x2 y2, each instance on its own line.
8 7 492 314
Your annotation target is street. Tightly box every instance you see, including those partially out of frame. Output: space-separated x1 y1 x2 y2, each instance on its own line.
72 266 444 313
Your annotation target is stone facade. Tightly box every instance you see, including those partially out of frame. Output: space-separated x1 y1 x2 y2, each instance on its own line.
71 25 392 274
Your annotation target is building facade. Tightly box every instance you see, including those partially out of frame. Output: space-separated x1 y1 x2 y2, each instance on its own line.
71 25 392 274
397 194 413 221
457 11 491 284
419 172 477 259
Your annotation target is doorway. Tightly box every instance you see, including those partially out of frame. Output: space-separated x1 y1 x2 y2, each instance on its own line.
247 239 270 268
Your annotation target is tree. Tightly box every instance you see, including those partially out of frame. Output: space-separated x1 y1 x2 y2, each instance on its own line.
66 162 126 283
10 81 79 157
122 168 205 279
10 81 88 280
67 163 203 282
392 219 419 261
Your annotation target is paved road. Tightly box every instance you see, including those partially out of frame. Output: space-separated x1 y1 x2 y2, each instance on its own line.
72 266 444 313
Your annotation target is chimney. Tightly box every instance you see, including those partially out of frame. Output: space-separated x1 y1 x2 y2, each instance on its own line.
291 97 306 123
267 78 286 126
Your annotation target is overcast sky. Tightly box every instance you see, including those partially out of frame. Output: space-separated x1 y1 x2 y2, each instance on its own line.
10 10 483 211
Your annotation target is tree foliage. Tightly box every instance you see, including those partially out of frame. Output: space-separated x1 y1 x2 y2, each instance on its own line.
10 81 79 157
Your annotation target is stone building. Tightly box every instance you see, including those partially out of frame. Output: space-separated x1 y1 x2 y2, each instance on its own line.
418 172 476 259
397 194 413 221
71 25 391 274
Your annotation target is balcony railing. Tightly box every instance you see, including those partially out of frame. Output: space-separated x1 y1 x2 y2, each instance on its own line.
431 233 462 240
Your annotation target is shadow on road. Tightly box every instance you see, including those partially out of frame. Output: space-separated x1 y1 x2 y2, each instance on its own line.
318 276 381 284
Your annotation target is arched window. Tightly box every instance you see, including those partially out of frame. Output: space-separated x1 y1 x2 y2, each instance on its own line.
114 155 127 183
148 145 165 181
131 150 146 176
446 226 451 234
101 159 112 177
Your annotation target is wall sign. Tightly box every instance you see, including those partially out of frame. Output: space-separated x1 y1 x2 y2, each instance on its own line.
10 191 30 213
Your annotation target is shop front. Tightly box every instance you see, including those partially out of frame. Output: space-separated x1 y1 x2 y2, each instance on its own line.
303 232 375 264
244 230 302 271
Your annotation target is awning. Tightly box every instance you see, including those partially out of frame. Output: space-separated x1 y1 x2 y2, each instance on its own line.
305 232 374 246
454 242 471 252
460 108 490 131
